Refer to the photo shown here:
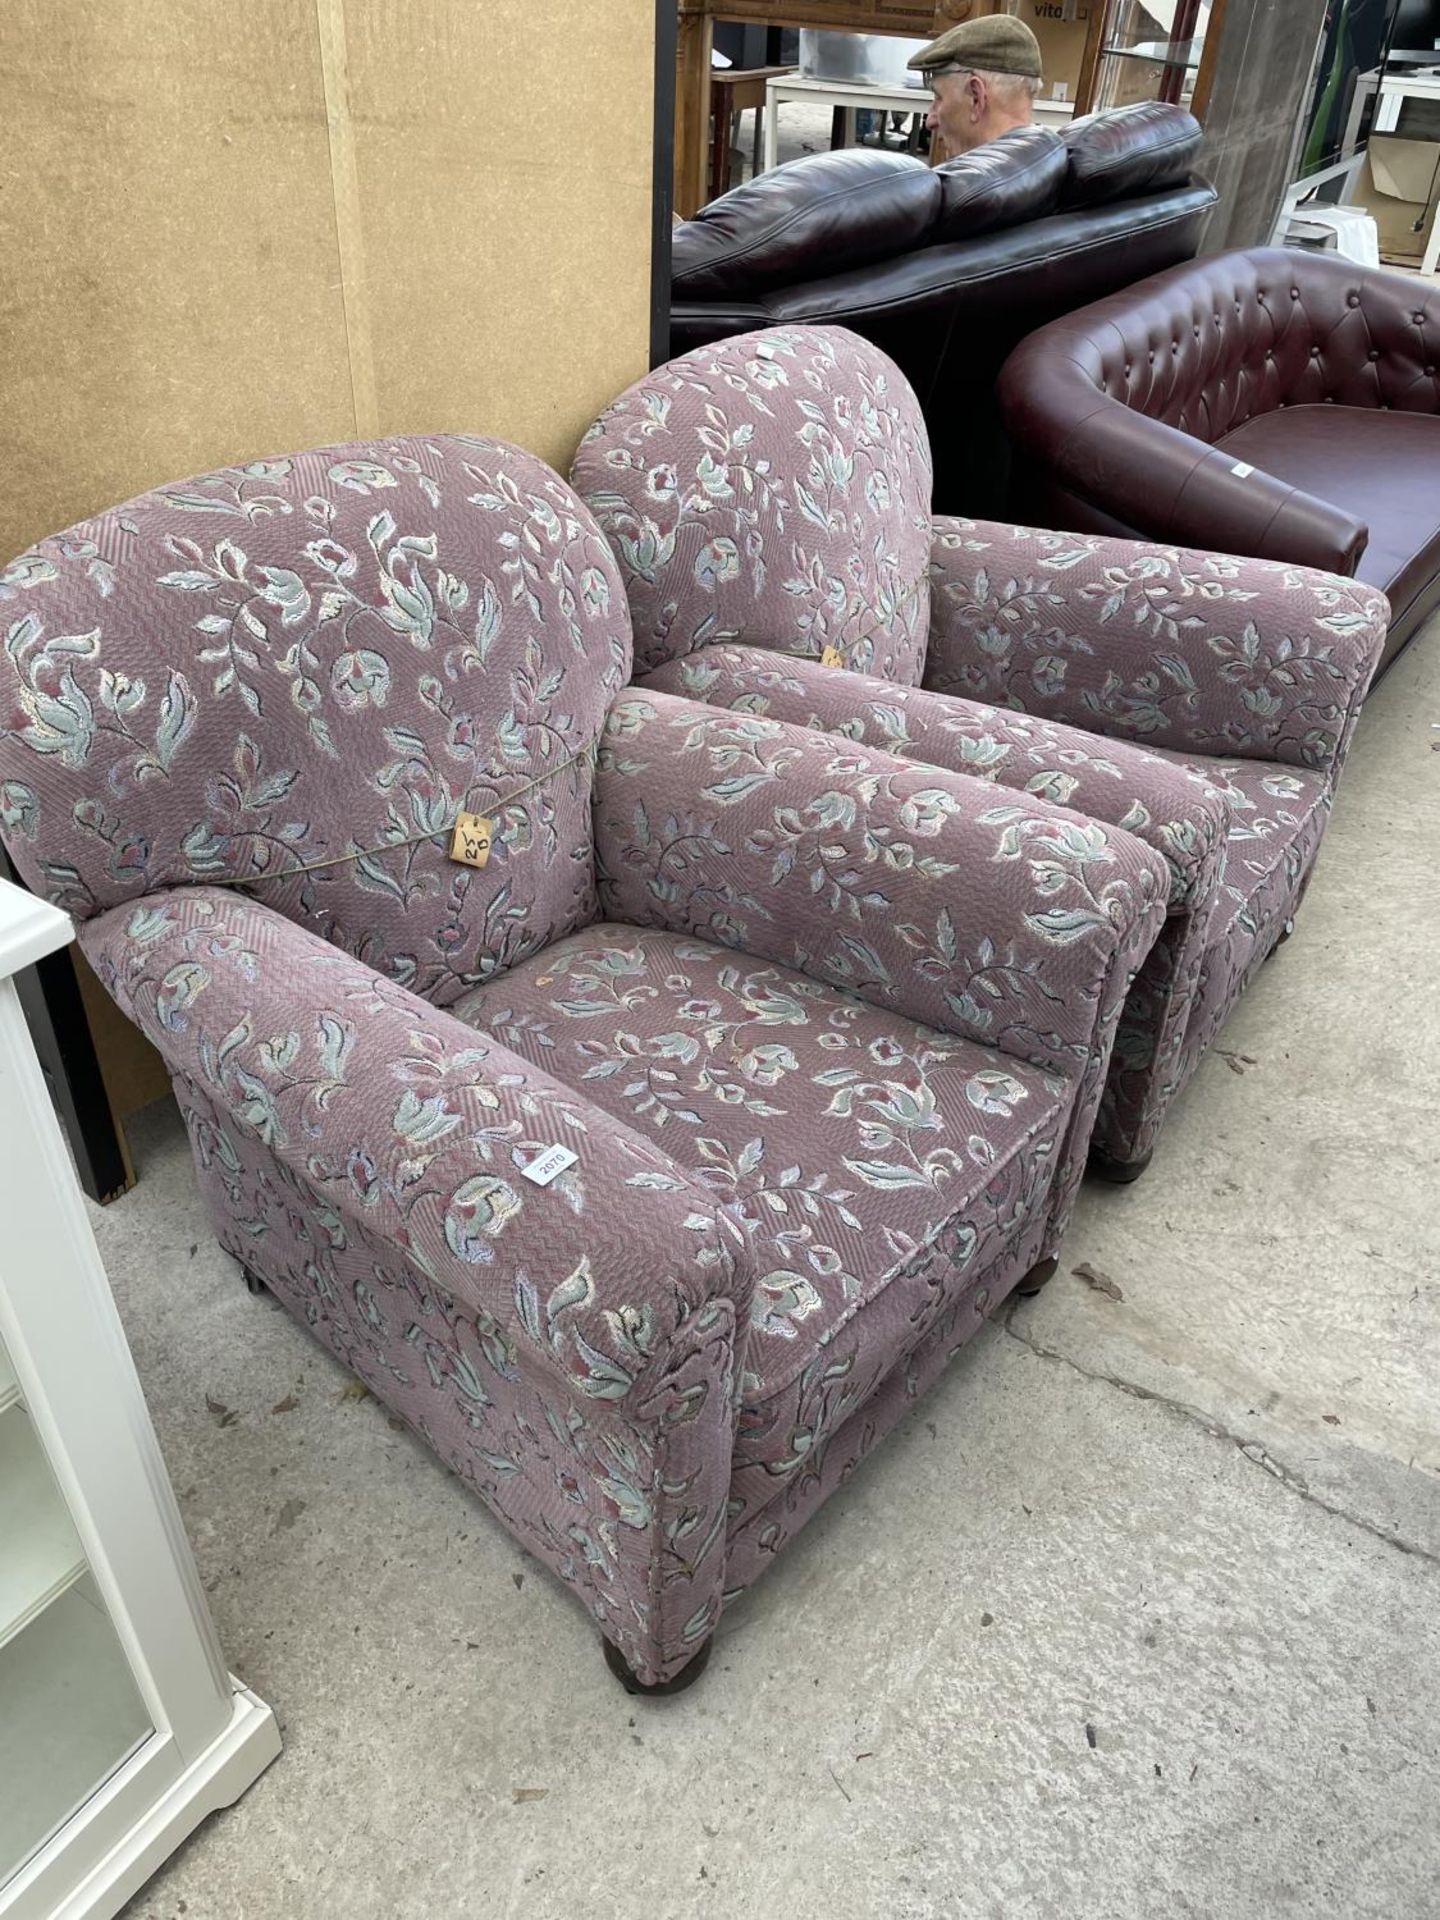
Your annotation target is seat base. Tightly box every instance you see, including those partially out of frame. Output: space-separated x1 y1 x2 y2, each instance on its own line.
603 1634 714 1697
1214 403 1440 670
241 1263 268 1296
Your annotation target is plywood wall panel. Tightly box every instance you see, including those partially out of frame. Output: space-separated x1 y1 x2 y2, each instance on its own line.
0 0 656 1141
0 0 655 565
341 0 655 468
0 2 355 561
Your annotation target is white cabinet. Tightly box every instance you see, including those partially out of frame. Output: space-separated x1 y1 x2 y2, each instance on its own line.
0 880 280 1920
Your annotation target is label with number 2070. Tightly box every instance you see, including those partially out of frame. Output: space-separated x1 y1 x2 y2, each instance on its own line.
520 1144 579 1187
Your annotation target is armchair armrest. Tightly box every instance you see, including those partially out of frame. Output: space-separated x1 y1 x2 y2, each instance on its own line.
80 887 747 1419
642 645 1229 912
928 517 1389 777
1000 378 1368 577
594 690 1168 1084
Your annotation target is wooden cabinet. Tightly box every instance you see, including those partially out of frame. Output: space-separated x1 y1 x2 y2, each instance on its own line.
1074 0 1230 119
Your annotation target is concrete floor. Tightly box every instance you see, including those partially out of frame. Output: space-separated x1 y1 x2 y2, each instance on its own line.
96 625 1440 1920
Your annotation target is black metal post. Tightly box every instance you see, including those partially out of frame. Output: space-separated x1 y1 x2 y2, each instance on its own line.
651 0 679 368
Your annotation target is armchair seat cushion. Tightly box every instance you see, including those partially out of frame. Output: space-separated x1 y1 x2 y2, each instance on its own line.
1212 405 1440 636
456 924 1071 1512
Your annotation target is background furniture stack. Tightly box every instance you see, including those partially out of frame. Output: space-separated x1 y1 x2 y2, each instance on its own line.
710 62 795 197
674 1 1001 216
670 104 1216 516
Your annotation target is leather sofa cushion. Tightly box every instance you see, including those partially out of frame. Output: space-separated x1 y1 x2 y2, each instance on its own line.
932 126 1067 241
672 149 942 300
1062 102 1203 208
1214 404 1440 633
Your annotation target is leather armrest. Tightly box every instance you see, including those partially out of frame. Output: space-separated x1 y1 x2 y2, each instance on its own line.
999 370 1368 577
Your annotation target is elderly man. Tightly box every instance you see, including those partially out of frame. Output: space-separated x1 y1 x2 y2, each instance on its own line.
908 16 1044 157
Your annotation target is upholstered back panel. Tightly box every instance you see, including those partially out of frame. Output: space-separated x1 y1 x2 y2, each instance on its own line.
1003 247 1440 452
0 436 630 1005
932 127 1067 241
571 325 933 685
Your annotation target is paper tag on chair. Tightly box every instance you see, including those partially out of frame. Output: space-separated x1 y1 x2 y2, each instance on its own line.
450 812 495 868
520 1144 579 1187
820 646 845 669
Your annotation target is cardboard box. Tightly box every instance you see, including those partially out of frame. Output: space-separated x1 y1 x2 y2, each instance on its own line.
1011 0 1097 102
1355 135 1440 265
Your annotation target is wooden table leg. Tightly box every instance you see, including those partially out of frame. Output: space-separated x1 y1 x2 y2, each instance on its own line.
675 7 713 219
709 79 729 199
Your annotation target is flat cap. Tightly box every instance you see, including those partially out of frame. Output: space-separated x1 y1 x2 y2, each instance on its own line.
908 17 1044 80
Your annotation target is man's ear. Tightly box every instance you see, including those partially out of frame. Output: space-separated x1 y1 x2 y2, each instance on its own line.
967 73 987 121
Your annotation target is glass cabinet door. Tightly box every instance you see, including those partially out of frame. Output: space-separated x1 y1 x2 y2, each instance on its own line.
0 1328 153 1891
1091 0 1218 113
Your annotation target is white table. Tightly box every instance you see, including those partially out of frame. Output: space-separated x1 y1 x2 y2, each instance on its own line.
1374 68 1440 276
760 71 1074 174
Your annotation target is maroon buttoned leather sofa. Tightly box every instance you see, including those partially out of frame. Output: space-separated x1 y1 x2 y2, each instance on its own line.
998 245 1440 676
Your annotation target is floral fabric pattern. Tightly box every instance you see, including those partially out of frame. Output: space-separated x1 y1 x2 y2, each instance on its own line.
2 434 1180 1686
175 1077 739 1685
641 643 1230 910
0 435 627 1006
456 925 1069 1505
591 690 1168 1245
927 515 1387 776
570 325 1389 1172
725 1208 1049 1585
571 325 933 685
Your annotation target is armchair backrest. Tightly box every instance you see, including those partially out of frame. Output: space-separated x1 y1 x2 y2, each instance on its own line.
572 324 933 684
0 436 630 1006
1004 247 1440 450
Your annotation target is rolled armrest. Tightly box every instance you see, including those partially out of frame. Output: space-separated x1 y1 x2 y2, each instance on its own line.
81 888 748 1417
642 645 1229 912
1000 374 1367 577
928 517 1389 776
594 690 1168 1083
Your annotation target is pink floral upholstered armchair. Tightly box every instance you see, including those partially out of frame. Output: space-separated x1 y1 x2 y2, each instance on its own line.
572 325 1389 1181
0 437 1166 1692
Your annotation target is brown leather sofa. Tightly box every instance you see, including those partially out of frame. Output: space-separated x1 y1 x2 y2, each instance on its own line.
669 104 1215 519
998 246 1440 676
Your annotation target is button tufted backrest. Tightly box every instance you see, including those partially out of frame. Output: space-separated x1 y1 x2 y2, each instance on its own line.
0 437 630 1007
1007 247 1440 446
570 325 934 685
